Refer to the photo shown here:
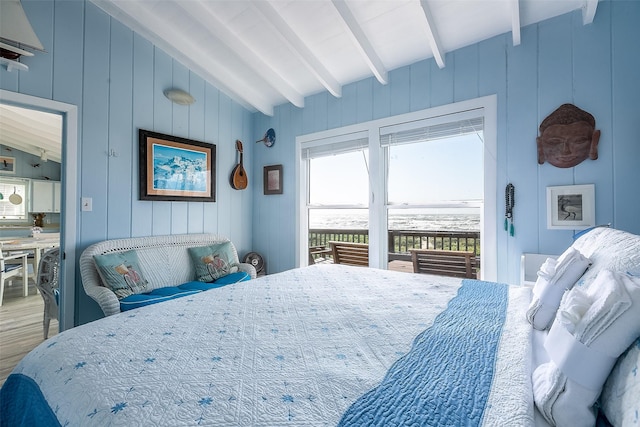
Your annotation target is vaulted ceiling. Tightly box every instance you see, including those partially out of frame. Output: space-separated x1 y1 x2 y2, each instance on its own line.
92 0 598 116
0 104 62 164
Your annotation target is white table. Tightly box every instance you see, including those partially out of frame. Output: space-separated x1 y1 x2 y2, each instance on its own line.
1 236 60 292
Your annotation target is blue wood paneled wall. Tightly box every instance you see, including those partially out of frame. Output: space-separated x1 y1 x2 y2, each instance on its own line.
1 1 253 324
1 0 638 323
253 0 640 284
0 147 61 182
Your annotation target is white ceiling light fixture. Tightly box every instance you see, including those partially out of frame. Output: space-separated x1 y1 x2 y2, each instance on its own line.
40 148 48 162
163 88 195 106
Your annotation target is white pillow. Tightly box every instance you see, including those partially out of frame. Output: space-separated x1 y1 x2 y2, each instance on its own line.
533 270 640 427
600 339 640 426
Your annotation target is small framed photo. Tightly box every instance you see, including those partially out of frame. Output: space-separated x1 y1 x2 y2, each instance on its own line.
0 156 16 174
139 129 216 202
546 184 595 230
263 164 283 195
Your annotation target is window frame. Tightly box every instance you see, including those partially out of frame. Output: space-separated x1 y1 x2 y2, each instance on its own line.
296 95 497 280
0 177 31 222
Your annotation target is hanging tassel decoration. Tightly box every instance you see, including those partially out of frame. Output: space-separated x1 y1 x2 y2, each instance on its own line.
505 183 515 237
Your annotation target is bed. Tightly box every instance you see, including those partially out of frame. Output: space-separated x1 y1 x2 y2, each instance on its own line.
1 227 639 427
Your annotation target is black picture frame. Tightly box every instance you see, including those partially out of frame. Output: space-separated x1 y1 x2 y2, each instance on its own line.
263 164 283 195
139 129 216 202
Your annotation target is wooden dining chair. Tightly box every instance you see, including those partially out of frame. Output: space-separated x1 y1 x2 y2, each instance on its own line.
5 249 37 281
0 245 29 306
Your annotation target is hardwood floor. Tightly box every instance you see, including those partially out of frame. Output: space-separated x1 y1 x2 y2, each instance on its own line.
0 278 58 387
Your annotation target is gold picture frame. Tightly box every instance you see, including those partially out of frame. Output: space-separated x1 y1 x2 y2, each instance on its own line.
139 129 216 202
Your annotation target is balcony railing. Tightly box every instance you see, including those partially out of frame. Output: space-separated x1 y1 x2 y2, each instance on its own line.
309 228 480 264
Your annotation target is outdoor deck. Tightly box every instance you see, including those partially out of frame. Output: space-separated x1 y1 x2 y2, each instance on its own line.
309 229 480 276
388 260 414 273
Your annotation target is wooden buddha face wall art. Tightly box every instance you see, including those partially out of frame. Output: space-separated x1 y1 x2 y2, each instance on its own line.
537 104 600 168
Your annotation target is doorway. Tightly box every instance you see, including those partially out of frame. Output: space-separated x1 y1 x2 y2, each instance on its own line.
0 89 78 331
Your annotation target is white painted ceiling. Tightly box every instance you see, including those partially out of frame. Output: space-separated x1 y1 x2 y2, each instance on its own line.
92 0 598 116
0 104 62 164
0 0 600 162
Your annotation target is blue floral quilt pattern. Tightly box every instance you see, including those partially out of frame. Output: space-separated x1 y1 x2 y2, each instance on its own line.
2 265 533 426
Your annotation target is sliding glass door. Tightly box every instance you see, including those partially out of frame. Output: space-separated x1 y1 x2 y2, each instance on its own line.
383 114 484 273
296 96 497 280
302 134 369 264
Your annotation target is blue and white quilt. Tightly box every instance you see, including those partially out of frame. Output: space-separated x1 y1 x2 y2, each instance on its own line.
1 264 533 426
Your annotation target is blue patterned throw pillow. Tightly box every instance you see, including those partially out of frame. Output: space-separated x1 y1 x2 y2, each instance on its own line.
93 250 150 299
188 242 239 282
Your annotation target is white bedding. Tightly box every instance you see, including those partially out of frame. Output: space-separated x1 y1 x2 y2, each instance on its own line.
4 264 534 426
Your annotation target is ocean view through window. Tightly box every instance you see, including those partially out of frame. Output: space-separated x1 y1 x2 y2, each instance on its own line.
297 96 497 279
310 209 479 232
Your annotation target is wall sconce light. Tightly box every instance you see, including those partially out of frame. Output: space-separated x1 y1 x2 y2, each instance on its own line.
163 88 195 106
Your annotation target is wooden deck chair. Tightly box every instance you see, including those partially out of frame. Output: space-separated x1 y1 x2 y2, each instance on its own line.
410 249 477 279
329 241 369 267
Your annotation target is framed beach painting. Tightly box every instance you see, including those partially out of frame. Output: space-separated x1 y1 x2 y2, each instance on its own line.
139 129 216 202
546 184 595 230
263 164 283 195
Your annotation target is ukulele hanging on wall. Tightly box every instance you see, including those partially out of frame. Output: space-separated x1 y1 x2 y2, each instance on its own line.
230 140 248 190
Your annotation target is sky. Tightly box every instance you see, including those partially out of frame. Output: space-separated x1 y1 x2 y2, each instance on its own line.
309 133 483 207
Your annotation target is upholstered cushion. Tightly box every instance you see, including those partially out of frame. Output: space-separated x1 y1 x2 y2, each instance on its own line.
178 272 251 291
212 271 251 284
93 250 151 299
120 273 251 311
119 287 201 311
188 243 239 282
3 264 22 273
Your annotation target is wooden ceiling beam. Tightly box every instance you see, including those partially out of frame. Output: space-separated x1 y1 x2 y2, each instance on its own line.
92 0 275 115
419 0 445 69
582 0 599 25
331 0 388 85
252 0 342 98
178 1 305 109
510 0 521 46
